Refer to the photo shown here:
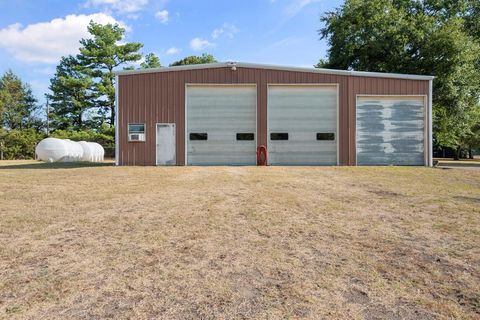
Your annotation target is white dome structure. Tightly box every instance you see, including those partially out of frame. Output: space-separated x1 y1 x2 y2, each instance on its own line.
78 141 105 162
36 138 105 163
91 142 105 162
79 141 94 162
35 138 71 163
64 139 83 162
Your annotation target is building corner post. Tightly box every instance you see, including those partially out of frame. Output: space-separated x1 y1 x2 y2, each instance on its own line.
115 75 120 166
428 79 433 167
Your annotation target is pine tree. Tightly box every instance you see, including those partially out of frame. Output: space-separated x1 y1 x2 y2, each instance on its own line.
0 70 40 130
141 53 161 69
47 56 97 131
77 22 143 126
170 53 217 66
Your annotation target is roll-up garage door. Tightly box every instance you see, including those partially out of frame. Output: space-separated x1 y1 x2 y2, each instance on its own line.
356 96 425 166
186 85 256 165
267 85 338 165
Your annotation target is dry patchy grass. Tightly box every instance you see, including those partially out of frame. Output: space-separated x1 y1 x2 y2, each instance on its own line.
0 161 479 319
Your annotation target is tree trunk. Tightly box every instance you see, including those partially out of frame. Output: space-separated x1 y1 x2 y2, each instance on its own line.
469 149 474 159
453 147 461 160
110 67 115 126
110 104 115 126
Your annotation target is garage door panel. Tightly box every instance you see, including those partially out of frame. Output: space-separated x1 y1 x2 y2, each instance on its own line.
359 154 424 166
269 152 337 165
187 85 256 165
269 143 336 154
189 144 255 153
356 96 425 166
268 85 337 165
284 132 334 140
189 106 255 117
188 144 255 165
270 118 336 131
189 120 254 131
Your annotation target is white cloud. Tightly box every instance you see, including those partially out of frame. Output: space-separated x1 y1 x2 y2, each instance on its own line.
211 23 239 39
190 38 214 51
285 0 322 16
0 13 126 64
155 10 169 23
84 0 148 14
165 47 180 55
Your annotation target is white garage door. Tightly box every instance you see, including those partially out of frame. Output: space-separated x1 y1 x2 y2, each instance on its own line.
186 85 257 165
267 85 338 165
356 96 425 166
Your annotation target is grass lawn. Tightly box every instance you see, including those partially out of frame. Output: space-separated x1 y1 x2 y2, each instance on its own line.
0 161 479 319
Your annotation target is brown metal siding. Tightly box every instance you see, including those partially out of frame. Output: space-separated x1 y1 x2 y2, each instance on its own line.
118 67 429 166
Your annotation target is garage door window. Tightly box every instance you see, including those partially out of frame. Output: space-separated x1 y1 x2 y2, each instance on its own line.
270 133 289 140
236 133 254 141
317 133 335 141
190 133 208 140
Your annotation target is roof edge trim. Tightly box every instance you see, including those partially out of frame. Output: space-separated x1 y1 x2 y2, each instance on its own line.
115 62 434 80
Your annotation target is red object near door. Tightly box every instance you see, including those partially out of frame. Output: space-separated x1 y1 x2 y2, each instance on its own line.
257 145 268 166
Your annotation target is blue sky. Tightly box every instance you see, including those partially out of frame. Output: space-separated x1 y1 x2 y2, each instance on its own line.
0 0 343 105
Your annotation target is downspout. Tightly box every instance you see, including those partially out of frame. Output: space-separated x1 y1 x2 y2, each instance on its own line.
428 79 433 167
115 75 119 166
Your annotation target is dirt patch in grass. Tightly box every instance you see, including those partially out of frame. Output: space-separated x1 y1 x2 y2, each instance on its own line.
0 162 479 319
454 195 480 203
344 287 370 305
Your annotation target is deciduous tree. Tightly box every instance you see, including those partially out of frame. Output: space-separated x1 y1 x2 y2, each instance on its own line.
318 0 480 157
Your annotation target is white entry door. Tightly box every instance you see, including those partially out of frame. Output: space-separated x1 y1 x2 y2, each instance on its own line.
156 123 176 165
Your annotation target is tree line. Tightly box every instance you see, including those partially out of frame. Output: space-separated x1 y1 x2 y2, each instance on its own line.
0 21 217 160
1 0 479 160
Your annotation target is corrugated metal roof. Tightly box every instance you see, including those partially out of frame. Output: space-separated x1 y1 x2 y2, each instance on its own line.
115 62 435 81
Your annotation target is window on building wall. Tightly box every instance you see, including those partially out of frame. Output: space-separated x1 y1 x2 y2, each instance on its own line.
128 124 145 142
190 133 208 140
236 133 255 141
270 133 289 140
316 133 335 141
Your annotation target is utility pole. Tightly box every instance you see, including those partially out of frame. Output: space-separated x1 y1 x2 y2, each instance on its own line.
45 95 50 136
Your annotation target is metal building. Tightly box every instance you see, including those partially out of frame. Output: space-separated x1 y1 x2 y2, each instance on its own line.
115 62 433 166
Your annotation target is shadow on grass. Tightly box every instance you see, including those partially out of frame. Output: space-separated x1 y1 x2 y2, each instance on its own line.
0 161 114 170
437 162 480 168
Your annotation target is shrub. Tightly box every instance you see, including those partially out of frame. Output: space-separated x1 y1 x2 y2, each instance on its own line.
0 129 45 160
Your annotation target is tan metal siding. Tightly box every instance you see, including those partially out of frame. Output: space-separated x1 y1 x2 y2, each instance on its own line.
118 67 429 166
